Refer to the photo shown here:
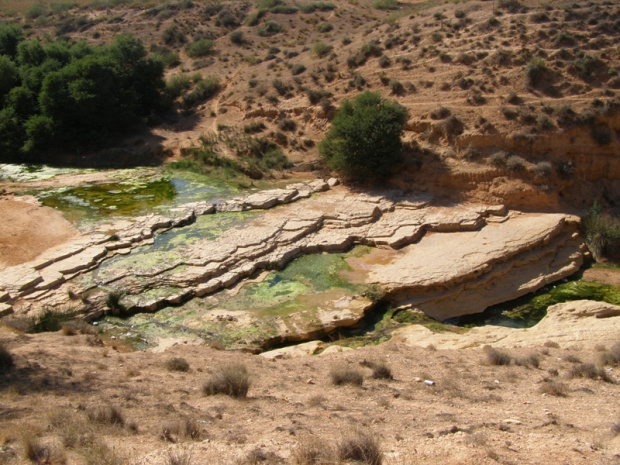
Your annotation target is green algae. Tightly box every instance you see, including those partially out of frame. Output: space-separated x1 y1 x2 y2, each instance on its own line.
95 246 376 350
456 278 620 328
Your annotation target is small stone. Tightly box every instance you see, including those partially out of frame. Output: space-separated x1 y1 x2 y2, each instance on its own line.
327 178 339 187
306 378 315 385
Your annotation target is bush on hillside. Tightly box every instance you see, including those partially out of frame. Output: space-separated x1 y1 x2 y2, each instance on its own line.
319 91 407 182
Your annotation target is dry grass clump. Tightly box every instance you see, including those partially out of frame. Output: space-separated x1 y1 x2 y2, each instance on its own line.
568 363 615 383
161 416 202 442
338 429 383 465
330 366 364 386
483 346 512 366
21 432 66 464
562 354 582 364
165 357 190 372
291 436 337 465
514 354 540 369
167 448 193 465
544 341 560 348
538 379 569 397
612 421 620 435
203 364 250 398
86 405 125 427
599 342 620 366
360 359 393 380
0 343 15 373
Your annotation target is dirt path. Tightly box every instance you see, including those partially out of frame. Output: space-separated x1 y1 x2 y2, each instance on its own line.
0 196 79 267
582 267 620 285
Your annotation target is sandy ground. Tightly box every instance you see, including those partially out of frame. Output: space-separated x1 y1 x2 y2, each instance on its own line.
0 196 79 268
0 328 619 465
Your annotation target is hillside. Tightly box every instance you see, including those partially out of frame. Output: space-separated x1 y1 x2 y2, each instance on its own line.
1 0 619 210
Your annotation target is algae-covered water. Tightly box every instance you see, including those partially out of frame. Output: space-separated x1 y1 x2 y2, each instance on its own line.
97 247 374 350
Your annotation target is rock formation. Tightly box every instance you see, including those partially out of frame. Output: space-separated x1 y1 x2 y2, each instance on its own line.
0 180 586 348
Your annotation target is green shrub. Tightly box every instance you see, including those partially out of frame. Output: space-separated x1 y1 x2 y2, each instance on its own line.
229 30 245 45
291 64 306 75
319 91 407 181
583 203 620 261
203 364 251 398
373 0 398 10
299 2 336 13
162 25 187 46
257 20 283 37
185 39 214 58
166 74 191 98
317 22 333 33
26 3 48 20
313 41 332 58
525 57 547 88
183 76 220 106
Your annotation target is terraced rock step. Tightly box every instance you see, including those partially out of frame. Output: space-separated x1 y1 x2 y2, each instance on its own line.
0 180 586 349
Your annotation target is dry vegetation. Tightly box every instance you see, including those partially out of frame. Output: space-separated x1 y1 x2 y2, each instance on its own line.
1 328 620 464
1 0 618 208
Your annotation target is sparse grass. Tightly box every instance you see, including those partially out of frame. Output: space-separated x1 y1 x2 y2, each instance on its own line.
330 366 364 386
165 357 190 372
338 429 383 465
203 364 251 398
483 347 512 366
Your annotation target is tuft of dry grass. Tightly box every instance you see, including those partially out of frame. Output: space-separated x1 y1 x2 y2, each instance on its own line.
203 364 250 398
568 363 615 383
165 357 190 372
361 359 393 380
538 379 569 397
483 346 512 366
86 405 125 428
562 354 582 364
167 447 193 465
514 354 540 369
291 435 337 465
22 432 66 464
330 366 364 386
544 341 560 349
598 342 620 367
161 417 202 442
61 325 77 336
338 429 383 465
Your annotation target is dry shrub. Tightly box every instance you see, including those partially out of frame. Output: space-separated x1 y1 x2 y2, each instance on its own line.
544 341 560 348
0 343 15 373
239 448 283 464
291 436 337 465
86 405 125 427
361 359 393 380
203 364 250 398
569 363 615 383
599 342 620 366
514 354 540 368
22 433 66 464
161 417 202 442
483 347 512 366
338 429 383 465
82 440 124 465
538 379 568 397
61 325 77 336
167 447 193 465
612 421 620 435
563 354 582 364
330 366 364 386
165 357 190 372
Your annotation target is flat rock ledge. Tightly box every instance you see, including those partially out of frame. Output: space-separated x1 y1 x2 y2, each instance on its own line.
0 179 586 347
391 300 620 350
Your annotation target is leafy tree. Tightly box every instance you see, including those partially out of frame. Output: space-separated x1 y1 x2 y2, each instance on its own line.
0 23 24 59
319 91 408 181
0 56 19 103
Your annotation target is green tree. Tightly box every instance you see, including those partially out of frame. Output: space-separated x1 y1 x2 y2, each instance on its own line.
0 23 24 59
0 56 20 103
319 91 408 181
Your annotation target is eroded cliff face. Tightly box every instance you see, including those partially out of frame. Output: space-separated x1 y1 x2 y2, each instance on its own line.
396 112 620 212
0 181 586 349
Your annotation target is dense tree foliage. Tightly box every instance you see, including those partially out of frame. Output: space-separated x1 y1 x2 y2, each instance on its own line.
0 25 165 162
319 91 408 181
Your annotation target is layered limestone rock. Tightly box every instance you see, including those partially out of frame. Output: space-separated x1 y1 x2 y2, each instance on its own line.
392 300 620 349
0 179 586 347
